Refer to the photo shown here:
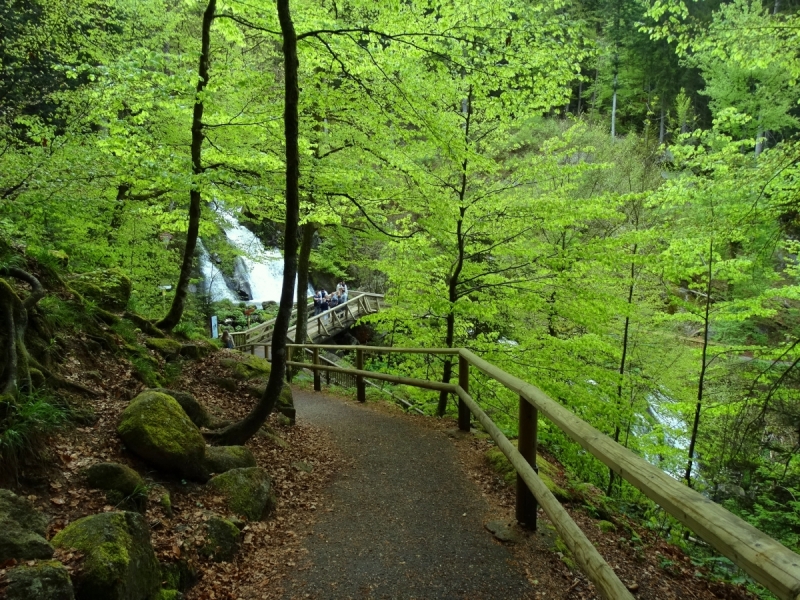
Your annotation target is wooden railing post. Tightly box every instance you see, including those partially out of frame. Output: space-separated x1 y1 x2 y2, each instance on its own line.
517 395 538 530
356 348 366 403
313 347 321 391
286 346 292 383
458 354 470 432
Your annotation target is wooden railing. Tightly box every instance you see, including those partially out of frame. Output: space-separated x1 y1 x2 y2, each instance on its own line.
230 291 384 348
281 343 800 600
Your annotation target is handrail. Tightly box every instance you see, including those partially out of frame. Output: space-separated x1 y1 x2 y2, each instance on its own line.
281 343 800 600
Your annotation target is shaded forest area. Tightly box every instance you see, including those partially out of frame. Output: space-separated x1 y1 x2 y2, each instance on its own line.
2 0 800 597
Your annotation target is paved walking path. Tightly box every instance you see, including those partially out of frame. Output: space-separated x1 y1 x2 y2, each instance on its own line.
283 390 535 599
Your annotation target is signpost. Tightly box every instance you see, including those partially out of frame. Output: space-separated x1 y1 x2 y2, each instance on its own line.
210 315 218 339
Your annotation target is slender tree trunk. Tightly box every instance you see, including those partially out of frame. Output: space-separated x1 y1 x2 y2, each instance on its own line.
608 244 637 496
659 100 666 144
209 0 300 445
294 221 315 346
576 79 583 116
685 239 713 487
437 89 472 417
755 121 765 157
156 0 216 331
611 73 618 138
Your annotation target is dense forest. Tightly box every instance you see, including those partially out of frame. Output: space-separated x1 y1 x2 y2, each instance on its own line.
2 0 800 595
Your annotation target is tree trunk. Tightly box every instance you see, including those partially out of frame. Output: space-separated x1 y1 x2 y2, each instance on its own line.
659 100 666 144
611 72 618 138
0 268 45 396
156 0 216 331
437 89 472 417
209 0 300 445
685 239 713 488
294 221 315 346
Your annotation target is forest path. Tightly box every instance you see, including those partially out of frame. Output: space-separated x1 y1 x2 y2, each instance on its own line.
282 389 536 599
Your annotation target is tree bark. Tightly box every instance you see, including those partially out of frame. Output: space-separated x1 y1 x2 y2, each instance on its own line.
0 268 45 395
685 239 713 488
156 0 216 331
208 0 300 445
295 222 315 345
437 88 472 417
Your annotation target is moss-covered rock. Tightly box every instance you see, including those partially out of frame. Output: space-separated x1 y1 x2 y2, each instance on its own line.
5 560 75 600
179 343 212 360
51 511 160 600
484 447 572 502
145 338 182 357
207 468 275 521
246 383 295 424
220 355 271 381
160 559 198 593
70 268 132 311
200 516 241 562
154 590 184 600
203 446 256 475
597 520 616 533
145 388 213 429
0 489 53 561
117 391 207 481
83 463 147 512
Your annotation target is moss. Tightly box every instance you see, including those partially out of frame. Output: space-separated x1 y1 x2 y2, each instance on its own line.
117 392 207 480
208 468 275 521
147 388 213 428
70 268 132 311
220 356 271 381
84 463 147 511
52 512 160 600
160 493 173 517
5 559 74 600
200 516 241 562
203 446 256 474
597 520 616 533
484 446 572 501
154 591 182 600
553 536 577 571
145 338 182 356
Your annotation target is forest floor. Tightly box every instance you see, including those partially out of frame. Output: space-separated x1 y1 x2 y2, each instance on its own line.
0 342 758 600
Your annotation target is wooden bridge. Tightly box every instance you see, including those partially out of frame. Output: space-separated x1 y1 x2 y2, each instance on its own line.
229 291 385 353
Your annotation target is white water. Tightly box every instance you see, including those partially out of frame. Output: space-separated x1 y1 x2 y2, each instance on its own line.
198 207 313 304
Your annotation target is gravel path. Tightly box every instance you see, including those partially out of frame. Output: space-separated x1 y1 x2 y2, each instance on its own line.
284 390 535 599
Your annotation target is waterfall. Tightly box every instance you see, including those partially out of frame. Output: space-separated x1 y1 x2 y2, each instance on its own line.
198 206 313 304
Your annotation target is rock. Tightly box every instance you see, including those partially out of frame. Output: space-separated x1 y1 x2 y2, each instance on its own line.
179 343 212 360
220 355 271 380
70 268 131 311
51 511 160 600
145 338 183 357
291 461 312 473
204 446 256 475
200 516 241 562
83 463 147 512
215 377 239 393
257 428 289 449
145 388 213 429
0 489 53 561
208 468 275 521
155 590 184 600
117 391 207 481
484 520 522 543
160 559 198 593
597 520 616 533
5 560 75 600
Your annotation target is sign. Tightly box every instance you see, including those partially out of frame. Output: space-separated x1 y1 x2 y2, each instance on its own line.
210 315 218 339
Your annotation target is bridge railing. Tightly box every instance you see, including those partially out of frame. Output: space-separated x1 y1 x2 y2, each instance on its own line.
229 291 383 347
283 343 800 600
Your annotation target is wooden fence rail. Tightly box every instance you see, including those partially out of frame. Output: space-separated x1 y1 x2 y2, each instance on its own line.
279 343 800 600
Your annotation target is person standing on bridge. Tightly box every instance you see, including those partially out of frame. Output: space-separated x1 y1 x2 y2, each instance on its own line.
313 289 324 316
339 281 348 303
221 329 235 349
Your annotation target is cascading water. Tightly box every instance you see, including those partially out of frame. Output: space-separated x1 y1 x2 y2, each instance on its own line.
197 206 313 304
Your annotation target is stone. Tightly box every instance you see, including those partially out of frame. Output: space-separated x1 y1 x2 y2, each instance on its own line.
51 511 160 600
200 516 241 562
146 388 214 429
484 520 522 543
144 338 183 357
220 355 271 380
179 343 211 360
203 446 257 475
5 560 75 600
208 468 275 521
291 461 312 473
160 559 198 593
83 463 147 512
597 520 617 533
70 268 131 311
215 377 239 393
117 391 207 481
0 489 53 561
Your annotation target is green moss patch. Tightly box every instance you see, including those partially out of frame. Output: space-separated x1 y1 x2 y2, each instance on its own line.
220 355 271 381
484 446 572 502
145 338 182 357
208 467 275 521
204 446 257 475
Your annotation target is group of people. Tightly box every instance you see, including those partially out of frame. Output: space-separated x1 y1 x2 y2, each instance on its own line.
313 281 348 316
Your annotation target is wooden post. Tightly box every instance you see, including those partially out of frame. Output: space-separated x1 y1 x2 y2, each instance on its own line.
458 354 470 432
313 347 321 391
356 348 366 403
517 395 538 530
286 346 293 383
250 342 255 355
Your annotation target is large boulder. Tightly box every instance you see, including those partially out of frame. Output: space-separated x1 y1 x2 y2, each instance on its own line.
145 388 213 428
220 355 271 381
117 391 207 480
5 560 75 600
0 489 53 561
83 463 146 512
208 467 275 521
203 446 256 475
70 268 131 311
200 516 241 562
51 511 160 600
